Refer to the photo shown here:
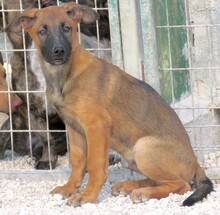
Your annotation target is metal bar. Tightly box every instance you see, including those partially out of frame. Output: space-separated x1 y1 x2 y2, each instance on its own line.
108 0 124 69
118 0 140 78
139 0 160 92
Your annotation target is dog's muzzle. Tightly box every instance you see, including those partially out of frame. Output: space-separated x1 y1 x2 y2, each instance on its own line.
50 46 68 65
42 45 71 66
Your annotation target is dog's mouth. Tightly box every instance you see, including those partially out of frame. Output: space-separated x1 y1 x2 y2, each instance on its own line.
45 57 69 66
41 42 72 66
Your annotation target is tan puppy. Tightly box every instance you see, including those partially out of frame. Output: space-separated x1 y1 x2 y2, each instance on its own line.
6 3 213 206
0 54 22 113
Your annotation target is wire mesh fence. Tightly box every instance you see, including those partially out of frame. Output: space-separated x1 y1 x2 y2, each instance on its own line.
0 0 111 171
155 0 220 163
0 0 220 180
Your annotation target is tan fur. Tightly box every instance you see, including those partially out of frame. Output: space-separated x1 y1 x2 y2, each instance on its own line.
0 56 22 113
8 3 212 206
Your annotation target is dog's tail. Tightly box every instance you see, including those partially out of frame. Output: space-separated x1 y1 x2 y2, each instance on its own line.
182 166 213 206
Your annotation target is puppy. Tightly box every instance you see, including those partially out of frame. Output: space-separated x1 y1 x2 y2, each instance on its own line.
6 2 213 207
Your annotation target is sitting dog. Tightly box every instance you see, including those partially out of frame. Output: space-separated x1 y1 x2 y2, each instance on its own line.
6 2 213 206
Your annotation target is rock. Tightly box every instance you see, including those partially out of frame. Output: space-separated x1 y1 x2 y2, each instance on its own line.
53 194 63 201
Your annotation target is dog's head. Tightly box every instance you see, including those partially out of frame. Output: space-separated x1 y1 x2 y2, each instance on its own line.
5 2 99 66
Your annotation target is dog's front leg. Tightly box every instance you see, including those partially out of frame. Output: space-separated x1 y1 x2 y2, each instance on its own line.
51 126 87 197
67 108 111 206
29 109 57 169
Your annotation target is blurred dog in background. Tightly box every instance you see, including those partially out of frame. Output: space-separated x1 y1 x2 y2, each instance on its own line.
0 0 118 168
0 52 22 158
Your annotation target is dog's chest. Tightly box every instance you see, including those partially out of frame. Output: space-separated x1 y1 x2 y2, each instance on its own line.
39 58 84 134
48 90 84 135
50 95 63 112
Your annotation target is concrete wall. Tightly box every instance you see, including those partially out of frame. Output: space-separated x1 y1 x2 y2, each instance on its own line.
183 0 220 162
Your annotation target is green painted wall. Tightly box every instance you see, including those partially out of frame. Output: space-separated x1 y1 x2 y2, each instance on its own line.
153 0 190 103
108 0 190 103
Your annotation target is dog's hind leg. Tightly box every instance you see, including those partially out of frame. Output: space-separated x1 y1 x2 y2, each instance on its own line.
112 178 158 196
112 136 193 202
132 137 192 202
112 177 190 202
130 179 191 203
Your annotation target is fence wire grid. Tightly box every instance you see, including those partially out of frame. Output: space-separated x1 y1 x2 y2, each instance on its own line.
0 0 220 180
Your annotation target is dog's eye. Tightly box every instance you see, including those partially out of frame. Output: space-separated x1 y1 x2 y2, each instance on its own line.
63 25 71 33
38 28 47 36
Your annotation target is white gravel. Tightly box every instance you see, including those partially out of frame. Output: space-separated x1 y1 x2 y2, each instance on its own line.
0 177 220 215
0 152 69 170
0 151 219 214
0 148 220 214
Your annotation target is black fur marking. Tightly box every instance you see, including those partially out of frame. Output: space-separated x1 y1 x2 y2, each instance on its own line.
40 28 72 66
182 178 214 206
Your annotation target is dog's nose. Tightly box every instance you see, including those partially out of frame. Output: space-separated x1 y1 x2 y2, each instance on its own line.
53 46 65 57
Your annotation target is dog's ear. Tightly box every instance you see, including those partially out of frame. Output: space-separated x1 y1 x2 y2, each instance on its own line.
5 8 39 33
4 16 23 33
64 3 99 24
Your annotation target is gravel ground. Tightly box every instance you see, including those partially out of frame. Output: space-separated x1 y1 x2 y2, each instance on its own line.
0 178 220 215
0 151 220 214
0 152 70 170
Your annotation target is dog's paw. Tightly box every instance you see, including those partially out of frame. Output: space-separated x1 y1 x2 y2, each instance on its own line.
67 193 96 207
112 181 135 196
35 155 57 169
130 188 151 203
35 160 56 169
35 160 50 169
50 184 77 199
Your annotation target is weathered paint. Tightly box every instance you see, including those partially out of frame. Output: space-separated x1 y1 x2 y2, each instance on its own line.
117 0 141 79
153 0 190 103
108 0 160 92
139 0 161 93
108 0 124 69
